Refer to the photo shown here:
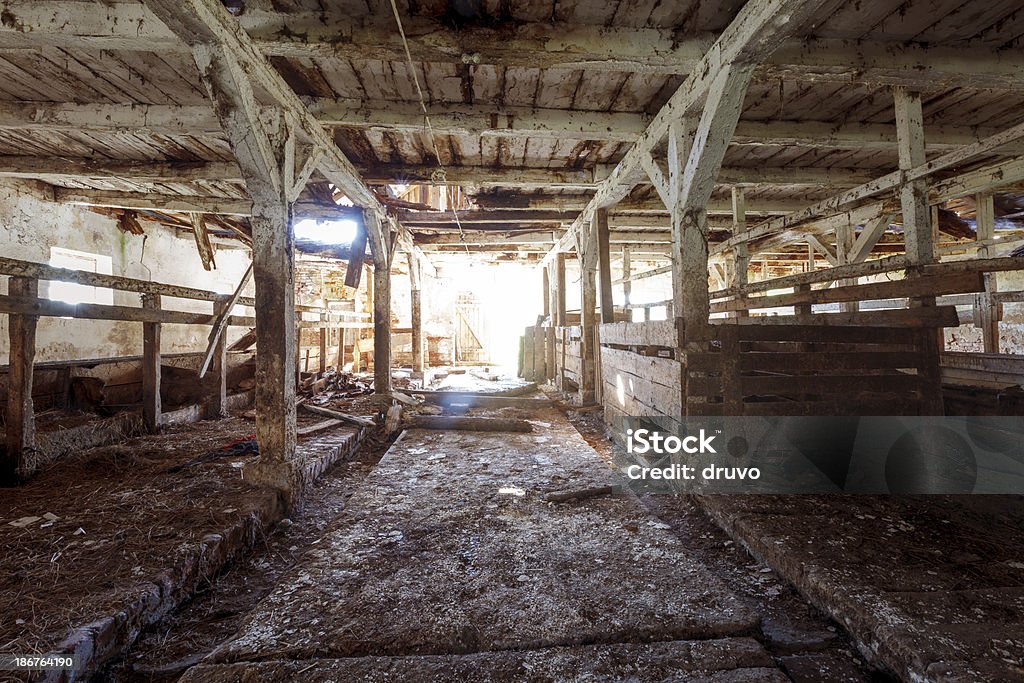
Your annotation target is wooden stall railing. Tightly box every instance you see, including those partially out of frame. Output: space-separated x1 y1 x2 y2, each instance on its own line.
599 305 951 437
599 320 681 442
0 255 361 480
685 321 944 416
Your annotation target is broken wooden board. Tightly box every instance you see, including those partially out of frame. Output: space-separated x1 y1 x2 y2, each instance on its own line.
301 404 375 428
404 416 533 432
384 405 403 436
296 419 343 437
544 485 618 503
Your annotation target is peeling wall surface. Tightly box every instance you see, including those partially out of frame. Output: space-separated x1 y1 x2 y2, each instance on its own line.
0 180 254 365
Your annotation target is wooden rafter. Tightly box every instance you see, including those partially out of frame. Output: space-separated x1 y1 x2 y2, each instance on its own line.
544 0 843 266
2 4 1023 90
4 101 1023 153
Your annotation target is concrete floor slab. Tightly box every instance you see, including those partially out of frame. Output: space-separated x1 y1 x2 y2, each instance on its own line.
699 494 1024 681
207 410 759 665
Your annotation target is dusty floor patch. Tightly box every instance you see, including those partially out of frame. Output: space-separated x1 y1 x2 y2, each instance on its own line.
0 413 358 680
196 406 764 673
698 494 1024 681
102 432 391 683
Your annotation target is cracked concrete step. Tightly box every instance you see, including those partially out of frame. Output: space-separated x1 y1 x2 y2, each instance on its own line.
181 637 788 682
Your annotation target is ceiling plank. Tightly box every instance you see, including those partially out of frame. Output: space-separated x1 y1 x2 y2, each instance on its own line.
1 4 1022 89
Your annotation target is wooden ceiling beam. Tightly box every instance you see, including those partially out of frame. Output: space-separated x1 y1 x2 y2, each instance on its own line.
413 231 676 246
0 155 873 188
137 0 397 265
472 195 810 215
2 101 1020 154
2 4 1023 90
53 188 361 220
544 0 842 264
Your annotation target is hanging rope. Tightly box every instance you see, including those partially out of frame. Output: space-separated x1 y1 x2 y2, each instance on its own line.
388 0 469 251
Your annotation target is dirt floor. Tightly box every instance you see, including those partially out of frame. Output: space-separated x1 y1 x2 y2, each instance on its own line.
698 493 1024 682
15 372 1014 682
170 401 795 681
97 390 897 683
102 431 393 682
566 408 890 683
0 411 360 682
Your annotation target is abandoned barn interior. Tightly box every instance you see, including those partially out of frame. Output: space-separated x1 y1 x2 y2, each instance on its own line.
3 0 1024 680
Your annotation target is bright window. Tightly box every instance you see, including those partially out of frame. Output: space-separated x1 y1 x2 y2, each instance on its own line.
294 219 358 245
46 247 114 305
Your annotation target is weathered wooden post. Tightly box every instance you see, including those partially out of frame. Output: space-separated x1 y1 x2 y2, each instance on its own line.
4 276 38 481
408 252 424 374
142 292 162 433
895 86 943 414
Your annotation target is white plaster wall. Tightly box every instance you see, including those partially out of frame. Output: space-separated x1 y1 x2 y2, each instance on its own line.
0 180 254 365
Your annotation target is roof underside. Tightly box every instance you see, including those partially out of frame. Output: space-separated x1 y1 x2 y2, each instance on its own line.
1 0 1023 261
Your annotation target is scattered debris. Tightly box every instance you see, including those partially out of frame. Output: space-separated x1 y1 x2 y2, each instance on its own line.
8 516 42 528
384 405 403 436
544 485 618 504
167 435 259 473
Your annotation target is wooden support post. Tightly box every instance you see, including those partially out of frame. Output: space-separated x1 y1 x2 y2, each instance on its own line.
895 86 942 413
836 220 858 313
366 211 392 395
542 266 551 321
142 293 162 433
534 315 546 381
4 276 38 482
295 315 303 383
794 284 812 315
894 87 935 270
621 246 632 315
596 208 614 324
337 327 346 369
209 300 228 418
319 326 327 373
373 261 391 391
545 325 555 383
408 251 424 373
528 325 536 378
578 213 600 404
731 187 749 318
555 252 567 327
546 264 557 329
976 192 999 353
251 199 299 493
